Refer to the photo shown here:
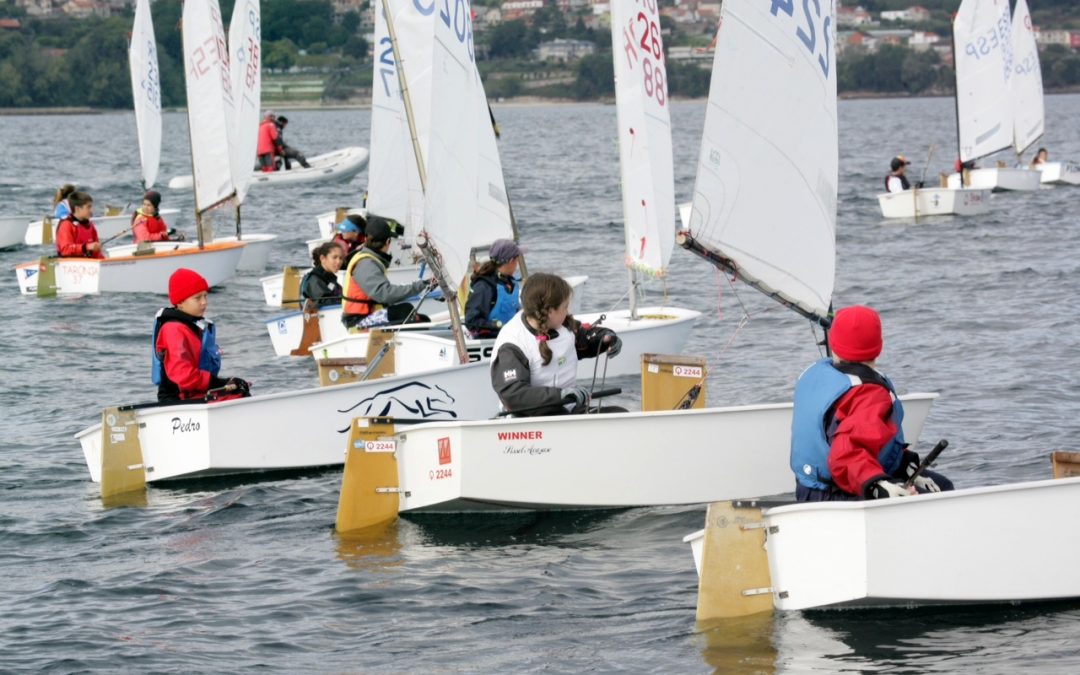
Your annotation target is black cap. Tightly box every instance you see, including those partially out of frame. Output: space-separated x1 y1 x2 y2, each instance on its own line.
366 216 403 241
890 156 911 172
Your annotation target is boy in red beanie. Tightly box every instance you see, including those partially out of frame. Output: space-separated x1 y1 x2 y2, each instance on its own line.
152 268 250 403
789 305 952 501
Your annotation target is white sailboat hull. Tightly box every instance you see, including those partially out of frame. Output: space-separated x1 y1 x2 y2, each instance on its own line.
876 188 990 218
759 476 1080 610
0 214 32 249
1036 161 1080 186
945 167 1042 192
378 393 937 513
210 233 277 272
76 360 498 484
14 241 244 295
573 306 701 377
24 208 181 246
167 146 370 190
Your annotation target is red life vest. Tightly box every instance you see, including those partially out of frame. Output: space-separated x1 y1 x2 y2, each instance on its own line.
257 118 279 155
55 218 103 259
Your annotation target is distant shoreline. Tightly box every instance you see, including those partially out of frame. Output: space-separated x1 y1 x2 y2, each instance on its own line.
5 87 1080 114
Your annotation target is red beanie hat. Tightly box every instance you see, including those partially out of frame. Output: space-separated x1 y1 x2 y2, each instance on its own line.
169 268 209 305
829 305 882 362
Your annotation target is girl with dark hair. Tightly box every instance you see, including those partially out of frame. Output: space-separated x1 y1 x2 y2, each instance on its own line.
463 238 522 338
132 190 183 243
55 191 104 259
489 272 622 417
300 241 345 307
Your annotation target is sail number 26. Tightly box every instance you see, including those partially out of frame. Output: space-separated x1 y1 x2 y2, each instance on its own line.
621 2 667 107
770 0 832 79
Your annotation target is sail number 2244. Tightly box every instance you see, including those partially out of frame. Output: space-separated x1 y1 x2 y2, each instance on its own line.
770 0 833 79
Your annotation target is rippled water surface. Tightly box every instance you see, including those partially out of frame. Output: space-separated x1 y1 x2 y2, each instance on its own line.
2 95 1080 671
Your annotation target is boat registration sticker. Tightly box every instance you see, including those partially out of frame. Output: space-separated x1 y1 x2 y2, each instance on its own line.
438 437 452 465
364 440 396 453
673 365 703 378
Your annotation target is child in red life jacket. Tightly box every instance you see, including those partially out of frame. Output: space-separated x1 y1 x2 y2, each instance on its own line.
55 191 104 259
152 268 250 403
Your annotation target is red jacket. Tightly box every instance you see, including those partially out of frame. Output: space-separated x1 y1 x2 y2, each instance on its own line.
133 211 169 242
826 384 899 495
257 118 279 156
156 320 212 400
55 218 104 259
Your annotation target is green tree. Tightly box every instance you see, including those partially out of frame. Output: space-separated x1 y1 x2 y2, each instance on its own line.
342 10 361 34
488 20 530 59
264 39 299 71
573 53 614 100
343 35 368 61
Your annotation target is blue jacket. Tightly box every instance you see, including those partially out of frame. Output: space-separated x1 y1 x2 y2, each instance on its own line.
790 359 906 490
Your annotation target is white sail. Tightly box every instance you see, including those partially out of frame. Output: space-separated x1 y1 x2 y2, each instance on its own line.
182 0 236 213
686 0 837 319
368 0 430 238
228 0 261 204
610 0 675 276
422 1 513 290
954 0 1014 162
1010 0 1043 155
128 0 161 189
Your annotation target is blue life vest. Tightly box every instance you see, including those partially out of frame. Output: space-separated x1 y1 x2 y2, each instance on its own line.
488 276 520 326
790 359 906 490
151 310 222 385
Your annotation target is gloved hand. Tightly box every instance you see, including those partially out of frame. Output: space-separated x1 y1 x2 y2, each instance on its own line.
560 385 590 408
911 475 941 493
915 180 925 188
226 377 252 397
426 276 439 290
167 228 186 241
866 479 914 499
602 334 622 358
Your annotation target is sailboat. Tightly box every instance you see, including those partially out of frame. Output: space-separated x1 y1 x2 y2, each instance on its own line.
1 214 33 249
1012 0 1080 186
567 0 701 368
202 0 278 272
332 0 940 531
945 0 1041 192
13 0 245 297
313 0 697 376
163 0 368 194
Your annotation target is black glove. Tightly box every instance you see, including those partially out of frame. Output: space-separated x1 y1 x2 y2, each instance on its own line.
602 334 622 357
915 181 925 188
427 276 439 290
560 385 590 408
226 377 252 397
866 479 912 499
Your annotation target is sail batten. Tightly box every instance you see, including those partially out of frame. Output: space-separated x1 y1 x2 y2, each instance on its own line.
685 0 837 322
953 0 1014 163
128 0 161 189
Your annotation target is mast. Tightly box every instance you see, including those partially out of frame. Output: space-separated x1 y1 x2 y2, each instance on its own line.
381 0 467 364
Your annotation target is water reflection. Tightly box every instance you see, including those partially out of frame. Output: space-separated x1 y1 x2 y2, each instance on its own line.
697 602 1080 673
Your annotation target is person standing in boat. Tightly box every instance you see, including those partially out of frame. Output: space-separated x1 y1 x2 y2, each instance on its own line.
51 184 76 220
464 238 523 339
300 241 345 308
790 305 953 502
490 272 623 417
132 190 184 243
153 268 250 404
54 191 104 259
274 116 311 170
256 110 280 172
332 214 365 267
340 216 434 329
